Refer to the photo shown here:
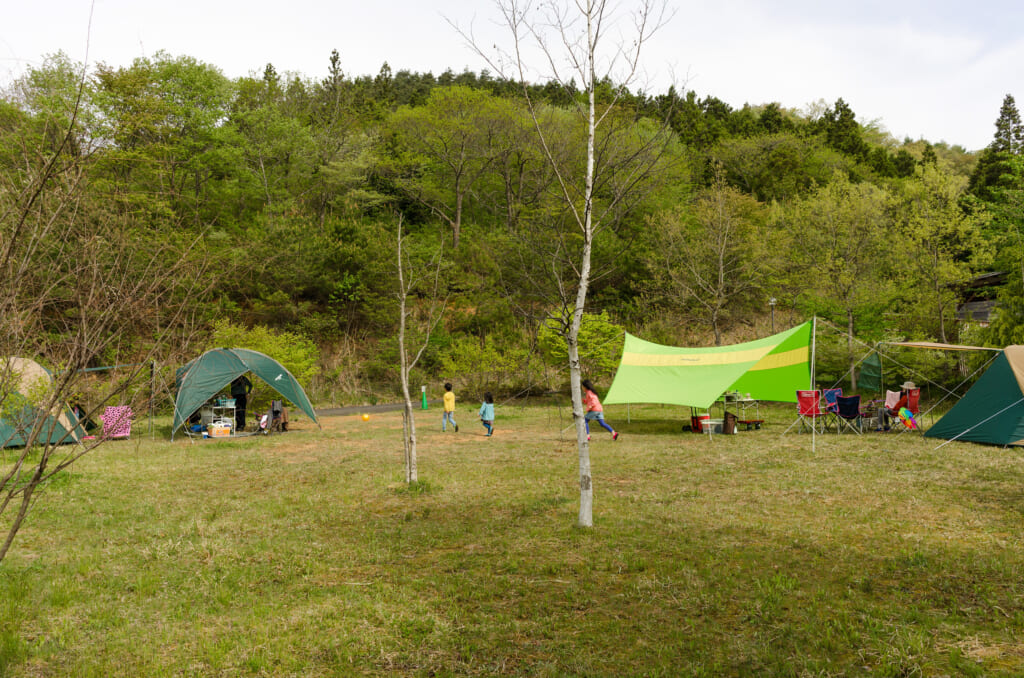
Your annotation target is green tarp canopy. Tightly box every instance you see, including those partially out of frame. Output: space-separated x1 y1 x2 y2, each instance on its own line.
925 345 1024 446
0 357 82 448
859 352 883 393
171 348 320 440
604 322 812 409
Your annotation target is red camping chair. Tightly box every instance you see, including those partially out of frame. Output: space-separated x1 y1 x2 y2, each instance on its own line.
906 388 921 416
794 390 825 433
895 388 922 430
909 391 925 421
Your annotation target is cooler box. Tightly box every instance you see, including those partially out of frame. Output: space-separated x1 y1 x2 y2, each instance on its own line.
208 423 232 437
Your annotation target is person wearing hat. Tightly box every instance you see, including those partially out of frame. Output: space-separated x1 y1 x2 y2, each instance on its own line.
876 380 915 431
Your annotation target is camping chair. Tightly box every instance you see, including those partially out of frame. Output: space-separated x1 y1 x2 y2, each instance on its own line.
893 388 923 431
904 387 923 425
821 388 842 431
835 395 863 434
102 406 132 440
794 390 825 433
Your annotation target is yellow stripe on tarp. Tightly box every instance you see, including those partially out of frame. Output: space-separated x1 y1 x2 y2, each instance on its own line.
621 346 772 367
746 347 808 371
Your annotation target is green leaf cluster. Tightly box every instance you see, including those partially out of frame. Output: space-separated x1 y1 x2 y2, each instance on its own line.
206 320 320 389
537 312 625 384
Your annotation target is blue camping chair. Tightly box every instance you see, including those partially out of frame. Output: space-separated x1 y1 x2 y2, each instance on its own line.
821 388 842 432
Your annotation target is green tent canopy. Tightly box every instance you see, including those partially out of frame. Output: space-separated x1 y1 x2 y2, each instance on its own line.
924 345 1024 446
604 322 812 409
172 348 320 440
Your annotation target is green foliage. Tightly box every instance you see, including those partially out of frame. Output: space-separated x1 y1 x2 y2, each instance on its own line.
643 170 772 344
537 311 624 382
820 98 869 160
981 155 1024 275
440 335 535 396
2 52 1007 401
970 95 1024 200
206 320 320 388
983 276 1024 346
894 163 990 342
712 132 847 202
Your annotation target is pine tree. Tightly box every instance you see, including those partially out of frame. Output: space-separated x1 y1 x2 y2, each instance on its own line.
821 98 869 160
969 94 1023 200
992 94 1024 154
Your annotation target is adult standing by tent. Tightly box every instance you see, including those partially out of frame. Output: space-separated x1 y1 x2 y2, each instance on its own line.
231 374 253 431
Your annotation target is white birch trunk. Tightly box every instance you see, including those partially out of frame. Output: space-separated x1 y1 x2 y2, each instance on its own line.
396 218 418 483
573 3 599 529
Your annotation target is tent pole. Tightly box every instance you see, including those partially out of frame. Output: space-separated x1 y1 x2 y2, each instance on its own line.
149 360 155 438
810 316 817 390
811 316 817 453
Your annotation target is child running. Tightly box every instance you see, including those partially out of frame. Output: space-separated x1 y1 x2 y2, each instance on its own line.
442 382 458 432
582 379 618 441
479 392 495 437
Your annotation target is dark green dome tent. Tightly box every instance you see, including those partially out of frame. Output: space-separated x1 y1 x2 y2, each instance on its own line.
172 348 319 440
925 346 1024 446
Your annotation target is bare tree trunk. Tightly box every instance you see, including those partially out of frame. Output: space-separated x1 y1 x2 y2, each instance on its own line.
574 15 601 526
394 213 446 484
0 191 209 565
396 216 418 483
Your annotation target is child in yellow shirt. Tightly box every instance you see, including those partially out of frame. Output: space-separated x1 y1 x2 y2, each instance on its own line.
442 382 459 432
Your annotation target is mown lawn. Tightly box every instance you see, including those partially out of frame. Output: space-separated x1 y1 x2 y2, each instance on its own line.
2 401 1024 676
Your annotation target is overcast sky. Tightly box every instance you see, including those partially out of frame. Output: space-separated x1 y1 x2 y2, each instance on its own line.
2 0 1021 151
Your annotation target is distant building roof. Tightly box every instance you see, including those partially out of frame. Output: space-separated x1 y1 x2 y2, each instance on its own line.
957 299 997 324
959 272 1008 302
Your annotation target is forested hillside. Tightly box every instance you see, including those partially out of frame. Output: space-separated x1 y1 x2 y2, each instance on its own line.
3 49 1022 404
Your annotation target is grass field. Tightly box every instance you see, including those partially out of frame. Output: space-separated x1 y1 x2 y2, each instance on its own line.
2 401 1024 677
